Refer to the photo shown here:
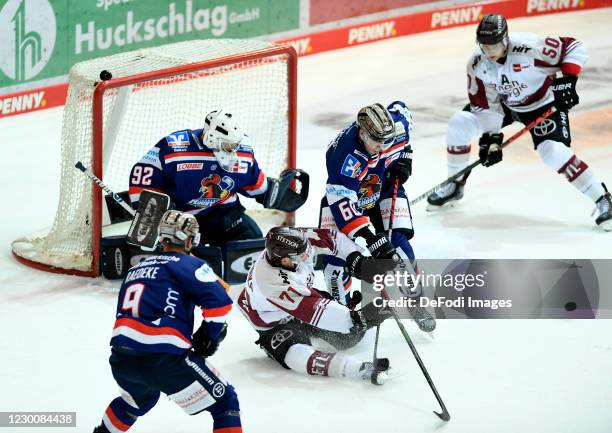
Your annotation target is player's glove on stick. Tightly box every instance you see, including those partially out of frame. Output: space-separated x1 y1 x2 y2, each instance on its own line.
387 147 412 184
366 233 398 261
551 75 579 110
349 309 368 335
478 132 504 167
345 251 365 279
192 322 227 357
360 301 393 328
346 251 398 283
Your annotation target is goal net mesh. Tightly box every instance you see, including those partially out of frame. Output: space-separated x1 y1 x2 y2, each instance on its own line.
12 39 291 273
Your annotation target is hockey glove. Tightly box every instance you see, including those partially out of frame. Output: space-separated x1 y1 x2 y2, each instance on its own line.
345 251 365 279
387 147 412 184
360 301 393 328
478 132 504 167
551 75 579 110
349 309 367 336
260 169 309 211
366 233 398 261
346 251 398 284
192 322 227 357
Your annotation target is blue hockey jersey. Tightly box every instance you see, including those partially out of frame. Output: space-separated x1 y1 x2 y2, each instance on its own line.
324 101 413 237
110 252 232 355
129 128 269 215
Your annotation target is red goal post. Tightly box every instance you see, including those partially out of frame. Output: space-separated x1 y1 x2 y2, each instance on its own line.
12 39 297 277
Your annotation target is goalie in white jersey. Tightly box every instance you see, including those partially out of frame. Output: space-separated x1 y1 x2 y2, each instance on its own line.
427 14 611 230
237 227 392 384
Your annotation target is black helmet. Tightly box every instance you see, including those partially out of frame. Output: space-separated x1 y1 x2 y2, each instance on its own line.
265 227 308 267
476 14 508 45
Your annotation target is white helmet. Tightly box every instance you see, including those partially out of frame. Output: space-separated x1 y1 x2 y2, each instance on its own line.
158 210 200 250
204 110 245 171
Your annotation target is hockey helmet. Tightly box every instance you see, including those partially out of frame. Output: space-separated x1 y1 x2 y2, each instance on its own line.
476 14 509 58
158 210 201 250
357 103 395 150
204 110 245 171
265 227 312 269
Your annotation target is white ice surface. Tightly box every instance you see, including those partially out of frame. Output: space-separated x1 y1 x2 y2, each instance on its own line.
0 9 611 433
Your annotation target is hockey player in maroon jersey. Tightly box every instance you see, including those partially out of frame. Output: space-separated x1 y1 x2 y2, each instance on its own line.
427 14 611 231
237 227 393 384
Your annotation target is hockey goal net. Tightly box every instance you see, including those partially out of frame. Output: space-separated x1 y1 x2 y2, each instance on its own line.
12 39 297 277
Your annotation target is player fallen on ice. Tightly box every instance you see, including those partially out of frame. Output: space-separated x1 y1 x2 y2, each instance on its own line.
129 109 308 249
93 210 242 433
426 14 611 231
237 227 394 384
319 101 436 332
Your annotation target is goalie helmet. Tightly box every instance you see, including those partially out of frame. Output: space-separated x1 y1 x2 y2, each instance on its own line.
357 103 395 148
158 210 201 250
265 227 311 269
204 110 245 172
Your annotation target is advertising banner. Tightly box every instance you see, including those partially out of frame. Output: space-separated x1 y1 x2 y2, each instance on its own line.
0 0 300 90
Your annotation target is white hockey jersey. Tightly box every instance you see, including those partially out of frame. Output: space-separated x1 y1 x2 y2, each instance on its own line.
236 229 363 333
467 32 587 113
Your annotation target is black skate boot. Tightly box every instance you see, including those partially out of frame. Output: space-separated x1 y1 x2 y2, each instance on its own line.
407 302 436 333
426 172 470 211
93 424 110 433
360 358 392 385
593 189 612 232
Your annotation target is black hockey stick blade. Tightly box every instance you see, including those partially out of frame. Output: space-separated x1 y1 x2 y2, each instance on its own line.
435 408 451 422
126 190 170 250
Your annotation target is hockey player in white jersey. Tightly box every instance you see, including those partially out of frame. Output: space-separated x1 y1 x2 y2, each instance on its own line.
237 227 393 384
427 14 612 230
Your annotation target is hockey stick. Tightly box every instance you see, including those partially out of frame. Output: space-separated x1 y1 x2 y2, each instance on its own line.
75 161 170 250
75 161 135 217
371 178 400 385
409 107 556 206
381 287 450 422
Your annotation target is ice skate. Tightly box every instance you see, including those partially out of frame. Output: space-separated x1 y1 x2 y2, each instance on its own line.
426 181 465 211
407 303 436 333
593 192 612 231
360 358 392 385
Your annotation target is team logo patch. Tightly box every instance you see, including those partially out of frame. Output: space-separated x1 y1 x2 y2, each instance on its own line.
167 131 190 150
212 382 226 398
187 174 235 208
358 174 381 209
534 119 557 137
270 329 293 350
340 154 362 178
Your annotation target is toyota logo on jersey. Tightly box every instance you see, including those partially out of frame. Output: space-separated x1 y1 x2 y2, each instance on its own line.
533 119 557 137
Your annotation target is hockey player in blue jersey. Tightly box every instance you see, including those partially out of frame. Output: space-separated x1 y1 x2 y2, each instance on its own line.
319 101 435 332
93 210 241 433
129 110 305 247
